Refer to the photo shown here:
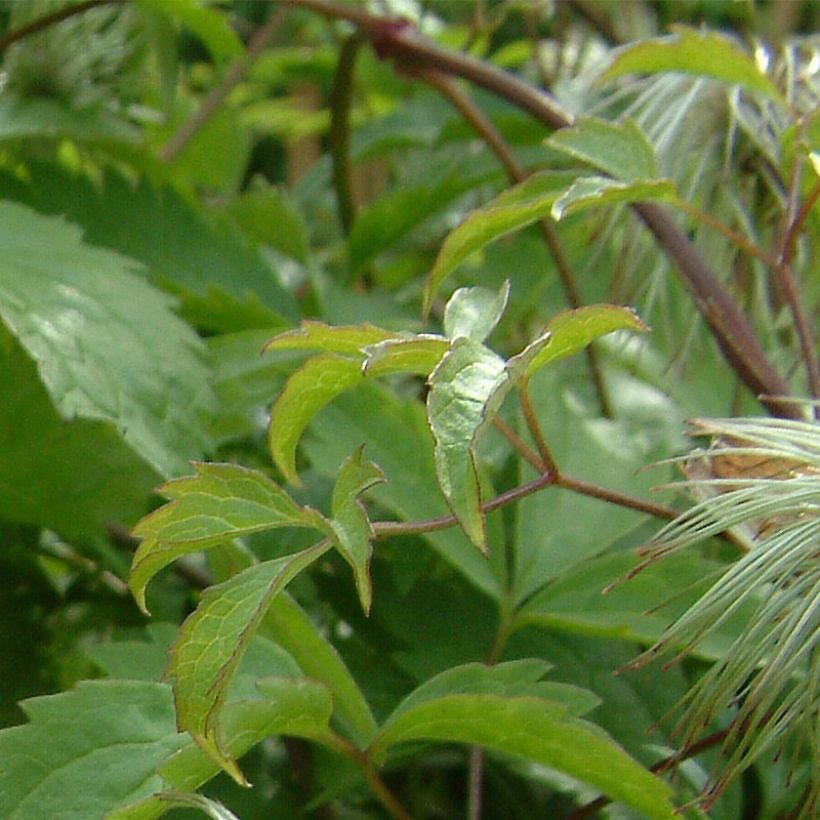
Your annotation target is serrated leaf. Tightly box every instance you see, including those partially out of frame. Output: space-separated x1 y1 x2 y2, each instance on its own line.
371 693 675 819
330 447 386 614
599 25 782 101
0 202 215 480
426 333 553 552
524 305 647 378
443 282 511 342
268 354 366 484
0 680 185 820
423 171 575 313
362 336 450 377
165 542 332 784
108 679 333 820
427 339 506 552
387 660 600 721
547 117 660 182
551 176 677 219
130 462 327 613
263 321 393 355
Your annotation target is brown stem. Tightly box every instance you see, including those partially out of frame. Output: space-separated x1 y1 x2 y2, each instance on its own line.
556 474 678 520
160 6 288 163
564 0 622 45
283 0 798 419
330 33 363 237
0 0 120 51
492 415 544 471
467 745 484 820
518 380 560 475
410 66 611 416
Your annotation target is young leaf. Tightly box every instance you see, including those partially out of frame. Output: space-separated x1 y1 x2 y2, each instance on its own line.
262 321 394 355
547 117 659 182
599 26 782 101
329 447 386 614
129 462 328 613
164 541 332 784
423 171 576 313
427 338 507 552
362 336 450 377
551 176 677 219
443 282 511 342
268 354 368 484
0 680 185 820
523 305 648 378
371 693 676 819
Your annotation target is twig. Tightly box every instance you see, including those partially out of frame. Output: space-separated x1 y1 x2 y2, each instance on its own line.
282 0 800 419
0 0 120 52
556 474 678 520
564 0 621 45
518 380 560 475
467 745 485 820
160 6 288 163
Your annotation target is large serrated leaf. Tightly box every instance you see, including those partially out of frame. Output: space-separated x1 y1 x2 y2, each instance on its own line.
599 25 782 101
371 693 676 819
551 176 677 219
0 202 215 480
427 338 507 552
524 305 648 378
330 447 385 615
423 171 575 313
0 680 185 820
129 462 328 613
164 542 332 784
547 117 660 182
268 354 366 484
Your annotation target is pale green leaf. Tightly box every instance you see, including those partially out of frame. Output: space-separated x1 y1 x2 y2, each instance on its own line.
547 117 659 182
164 542 332 784
443 282 511 342
371 694 676 819
551 176 677 219
0 681 185 820
129 462 328 613
599 26 782 101
427 338 507 552
524 305 648 378
423 171 576 313
330 447 386 614
154 792 239 820
0 202 215 479
268 354 366 484
263 321 393 355
362 336 450 377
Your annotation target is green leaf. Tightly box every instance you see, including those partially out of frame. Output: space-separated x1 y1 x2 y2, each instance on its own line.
0 202 215 479
551 176 677 219
108 679 333 819
443 282 511 342
138 0 243 62
164 542 332 784
330 447 386 614
150 792 239 820
599 25 782 101
263 592 378 747
268 354 366 484
372 693 676 819
362 336 450 377
0 680 185 820
547 117 660 182
0 164 297 332
130 462 328 613
423 171 575 313
263 321 393 355
386 660 600 720
524 305 648 378
427 338 507 552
